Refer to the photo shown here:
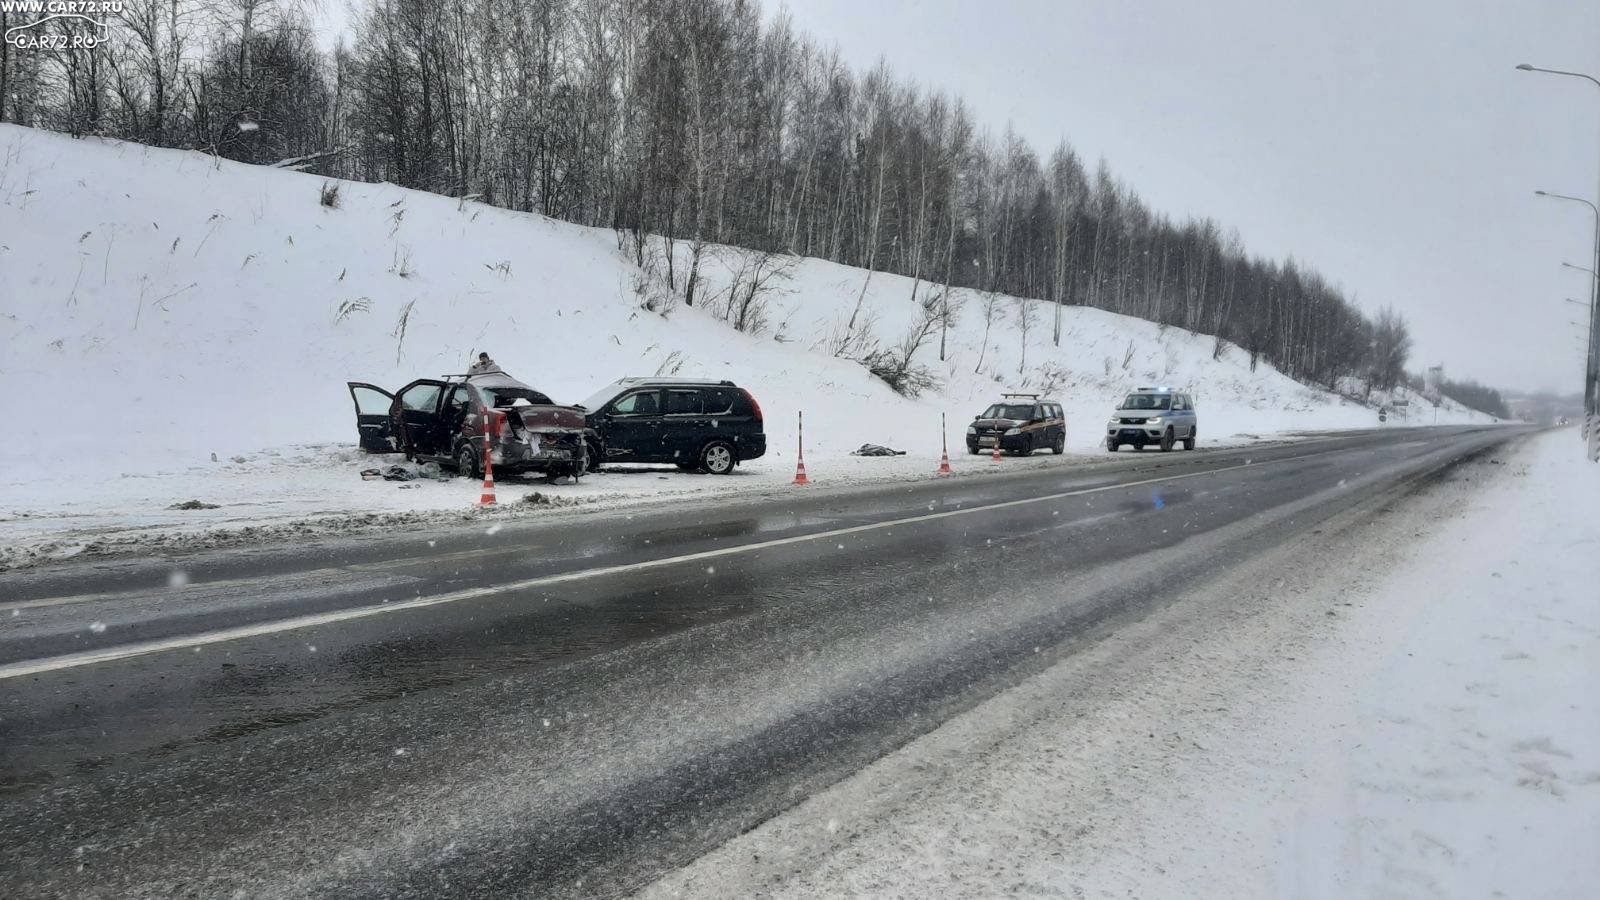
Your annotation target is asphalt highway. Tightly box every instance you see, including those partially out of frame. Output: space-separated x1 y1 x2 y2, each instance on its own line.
0 425 1532 898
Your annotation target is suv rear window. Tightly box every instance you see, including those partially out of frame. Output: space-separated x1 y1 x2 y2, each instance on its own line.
704 388 736 415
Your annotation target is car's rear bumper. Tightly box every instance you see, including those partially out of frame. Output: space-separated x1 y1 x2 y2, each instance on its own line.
495 431 587 471
738 433 767 461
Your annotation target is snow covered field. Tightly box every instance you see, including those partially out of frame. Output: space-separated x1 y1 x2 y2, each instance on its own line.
0 124 1494 567
642 429 1599 899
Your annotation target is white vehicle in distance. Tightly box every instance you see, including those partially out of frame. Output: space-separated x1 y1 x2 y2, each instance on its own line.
1107 387 1197 452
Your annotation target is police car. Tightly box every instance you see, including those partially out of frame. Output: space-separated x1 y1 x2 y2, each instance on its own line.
1106 387 1197 452
966 393 1067 456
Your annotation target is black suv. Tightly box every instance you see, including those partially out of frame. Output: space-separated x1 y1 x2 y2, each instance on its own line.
577 378 766 474
966 394 1067 456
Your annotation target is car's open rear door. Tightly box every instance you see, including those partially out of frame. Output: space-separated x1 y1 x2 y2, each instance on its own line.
347 382 400 453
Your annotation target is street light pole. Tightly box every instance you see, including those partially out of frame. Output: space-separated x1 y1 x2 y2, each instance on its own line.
1520 65 1600 455
1540 193 1600 413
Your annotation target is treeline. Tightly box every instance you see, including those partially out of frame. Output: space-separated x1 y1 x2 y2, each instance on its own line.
1420 376 1510 419
4 0 1416 390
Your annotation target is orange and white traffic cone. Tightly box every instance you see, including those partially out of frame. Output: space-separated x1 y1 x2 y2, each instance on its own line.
992 441 1002 463
937 413 953 476
793 410 811 485
479 411 498 506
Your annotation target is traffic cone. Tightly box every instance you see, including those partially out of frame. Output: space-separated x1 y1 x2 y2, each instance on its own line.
992 442 1002 463
479 412 498 506
793 410 811 485
937 413 953 475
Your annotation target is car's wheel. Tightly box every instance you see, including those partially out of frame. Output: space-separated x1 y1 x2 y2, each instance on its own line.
968 445 981 455
1052 433 1066 454
700 440 736 475
1106 439 1118 452
1160 428 1175 452
1183 429 1196 451
1009 436 1033 457
584 437 604 473
457 444 481 480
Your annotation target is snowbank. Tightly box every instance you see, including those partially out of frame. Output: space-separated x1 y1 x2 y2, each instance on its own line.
0 123 1488 469
0 123 1496 564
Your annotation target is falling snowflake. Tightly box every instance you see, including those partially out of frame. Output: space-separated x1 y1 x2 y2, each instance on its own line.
486 524 502 536
89 621 107 634
168 570 190 588
705 565 716 575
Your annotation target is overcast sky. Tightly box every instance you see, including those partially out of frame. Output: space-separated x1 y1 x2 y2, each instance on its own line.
315 0 1599 394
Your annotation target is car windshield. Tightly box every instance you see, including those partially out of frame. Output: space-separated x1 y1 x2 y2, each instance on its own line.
982 404 1035 421
479 385 552 407
578 382 628 411
1121 394 1172 411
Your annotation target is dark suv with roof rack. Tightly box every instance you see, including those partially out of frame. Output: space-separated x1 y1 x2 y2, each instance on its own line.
577 378 766 474
965 393 1067 456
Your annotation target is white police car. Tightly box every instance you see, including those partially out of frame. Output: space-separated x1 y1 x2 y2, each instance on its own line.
1106 387 1197 452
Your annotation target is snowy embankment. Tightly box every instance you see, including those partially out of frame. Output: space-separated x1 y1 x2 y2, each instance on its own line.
0 124 1493 566
641 429 1598 899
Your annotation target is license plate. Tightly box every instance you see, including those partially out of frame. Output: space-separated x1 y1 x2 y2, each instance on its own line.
978 437 997 447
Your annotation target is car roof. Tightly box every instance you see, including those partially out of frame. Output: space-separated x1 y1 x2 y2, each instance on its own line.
443 372 541 392
609 376 738 387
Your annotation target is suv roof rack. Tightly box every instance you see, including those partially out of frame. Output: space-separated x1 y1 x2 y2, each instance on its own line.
615 376 737 386
1001 392 1040 400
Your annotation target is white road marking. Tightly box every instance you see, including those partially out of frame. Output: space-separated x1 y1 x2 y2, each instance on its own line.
0 452 1345 680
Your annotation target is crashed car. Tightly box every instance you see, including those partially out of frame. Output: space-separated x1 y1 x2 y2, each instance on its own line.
347 372 591 480
576 377 766 474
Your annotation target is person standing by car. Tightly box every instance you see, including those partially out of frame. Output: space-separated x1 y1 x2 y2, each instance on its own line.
468 352 501 375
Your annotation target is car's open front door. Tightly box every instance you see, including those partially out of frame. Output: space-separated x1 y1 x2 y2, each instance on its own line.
347 382 400 453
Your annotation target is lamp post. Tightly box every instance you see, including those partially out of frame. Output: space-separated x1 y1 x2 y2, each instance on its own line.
1539 191 1599 421
1519 65 1600 455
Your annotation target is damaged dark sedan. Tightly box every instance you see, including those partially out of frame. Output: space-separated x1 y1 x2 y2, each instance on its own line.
347 372 591 480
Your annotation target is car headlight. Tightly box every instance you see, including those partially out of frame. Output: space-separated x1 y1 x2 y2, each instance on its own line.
1146 417 1164 425
966 425 977 435
1004 427 1021 435
1108 418 1120 426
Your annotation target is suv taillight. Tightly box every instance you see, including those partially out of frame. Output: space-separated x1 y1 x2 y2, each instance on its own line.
742 389 763 422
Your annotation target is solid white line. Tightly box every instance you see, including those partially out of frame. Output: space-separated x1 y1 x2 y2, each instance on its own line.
0 456 1286 681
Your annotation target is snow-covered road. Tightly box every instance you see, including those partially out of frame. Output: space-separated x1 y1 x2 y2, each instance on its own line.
642 428 1600 899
